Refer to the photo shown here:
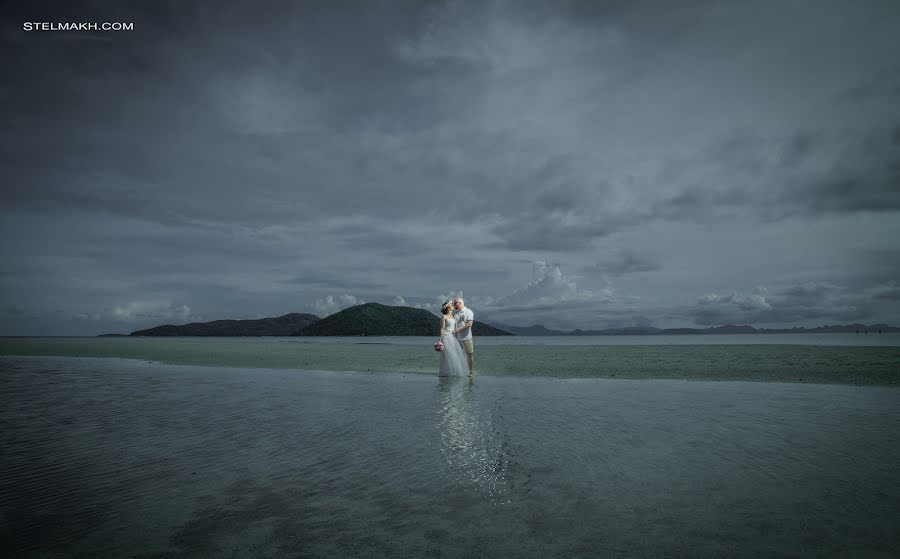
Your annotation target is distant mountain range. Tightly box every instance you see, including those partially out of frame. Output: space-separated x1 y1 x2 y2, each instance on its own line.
114 304 898 337
123 303 511 337
493 323 900 336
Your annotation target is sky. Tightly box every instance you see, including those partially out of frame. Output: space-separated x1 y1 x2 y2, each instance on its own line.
1 0 899 335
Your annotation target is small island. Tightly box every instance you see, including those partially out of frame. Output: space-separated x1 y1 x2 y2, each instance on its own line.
130 313 321 337
293 302 512 336
122 303 513 337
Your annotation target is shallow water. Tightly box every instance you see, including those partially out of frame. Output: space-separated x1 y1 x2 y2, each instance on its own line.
289 332 900 347
2 355 898 558
2 336 899 384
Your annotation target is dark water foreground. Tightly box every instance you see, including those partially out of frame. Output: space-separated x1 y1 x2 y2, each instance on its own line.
1 356 898 558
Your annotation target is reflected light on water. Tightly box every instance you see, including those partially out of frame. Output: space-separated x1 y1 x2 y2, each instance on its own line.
435 378 516 503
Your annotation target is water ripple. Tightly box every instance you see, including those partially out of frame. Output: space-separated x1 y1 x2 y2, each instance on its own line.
2 356 899 558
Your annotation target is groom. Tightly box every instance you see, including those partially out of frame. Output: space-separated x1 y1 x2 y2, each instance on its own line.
451 297 475 377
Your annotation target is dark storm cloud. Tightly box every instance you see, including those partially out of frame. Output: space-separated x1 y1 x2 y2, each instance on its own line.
2 0 900 334
783 130 900 215
49 215 302 274
778 131 820 167
584 249 661 277
485 214 614 252
281 274 389 292
5 0 898 232
1 0 448 225
649 123 900 225
838 65 900 102
325 221 430 258
875 286 900 301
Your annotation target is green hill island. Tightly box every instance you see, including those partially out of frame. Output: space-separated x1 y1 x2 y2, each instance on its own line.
127 303 512 337
131 313 321 336
294 302 511 337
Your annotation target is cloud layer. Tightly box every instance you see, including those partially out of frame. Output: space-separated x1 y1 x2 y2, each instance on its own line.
1 0 899 334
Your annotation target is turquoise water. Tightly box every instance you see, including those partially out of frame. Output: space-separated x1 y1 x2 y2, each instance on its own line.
2 335 898 384
289 332 900 347
2 355 898 558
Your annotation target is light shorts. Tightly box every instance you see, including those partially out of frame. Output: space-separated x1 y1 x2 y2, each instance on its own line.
459 339 474 354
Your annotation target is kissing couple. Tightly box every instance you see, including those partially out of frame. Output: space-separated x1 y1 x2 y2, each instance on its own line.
436 297 475 378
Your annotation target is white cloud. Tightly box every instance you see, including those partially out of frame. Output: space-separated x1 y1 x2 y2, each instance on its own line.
429 291 462 307
494 261 613 307
111 301 193 323
312 294 365 316
698 285 772 311
689 281 900 326
391 295 434 311
443 261 639 329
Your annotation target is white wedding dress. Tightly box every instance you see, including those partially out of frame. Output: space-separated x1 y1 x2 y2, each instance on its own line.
438 316 468 377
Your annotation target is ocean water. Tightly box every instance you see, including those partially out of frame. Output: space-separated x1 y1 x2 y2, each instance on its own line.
2 355 899 558
291 332 900 347
2 335 899 384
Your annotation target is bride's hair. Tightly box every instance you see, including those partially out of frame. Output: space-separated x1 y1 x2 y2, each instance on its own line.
441 301 452 315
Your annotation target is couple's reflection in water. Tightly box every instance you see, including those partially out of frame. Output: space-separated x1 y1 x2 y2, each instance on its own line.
434 377 520 504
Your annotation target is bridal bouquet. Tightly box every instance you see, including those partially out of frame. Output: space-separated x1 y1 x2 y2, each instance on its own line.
434 341 443 352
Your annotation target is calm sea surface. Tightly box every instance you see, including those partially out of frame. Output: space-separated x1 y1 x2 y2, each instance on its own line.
7 332 900 345
2 335 898 384
2 355 898 558
289 332 900 346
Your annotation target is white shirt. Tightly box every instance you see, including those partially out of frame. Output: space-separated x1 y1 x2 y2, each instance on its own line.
453 308 474 341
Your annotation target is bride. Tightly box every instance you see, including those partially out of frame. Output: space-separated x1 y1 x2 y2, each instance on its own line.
437 301 468 377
